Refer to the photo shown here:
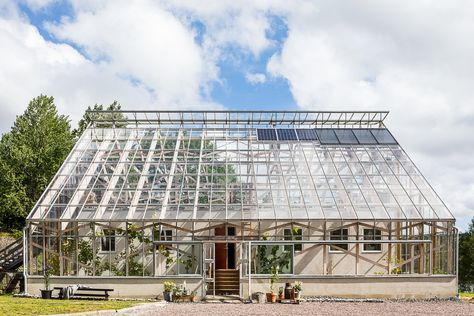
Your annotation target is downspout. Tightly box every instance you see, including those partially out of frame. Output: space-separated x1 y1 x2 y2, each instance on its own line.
455 226 459 299
23 225 28 294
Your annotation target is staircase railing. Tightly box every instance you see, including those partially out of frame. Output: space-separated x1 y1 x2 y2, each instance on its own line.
0 238 24 272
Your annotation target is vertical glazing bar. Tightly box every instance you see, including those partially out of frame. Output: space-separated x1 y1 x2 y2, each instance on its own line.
248 241 251 300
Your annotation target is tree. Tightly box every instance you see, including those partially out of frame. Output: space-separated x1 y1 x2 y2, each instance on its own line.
0 95 75 230
459 217 474 291
73 101 127 138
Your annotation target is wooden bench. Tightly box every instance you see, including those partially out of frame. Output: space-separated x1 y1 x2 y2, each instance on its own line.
54 287 114 300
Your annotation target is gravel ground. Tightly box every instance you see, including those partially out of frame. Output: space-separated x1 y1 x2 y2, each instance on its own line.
104 300 474 316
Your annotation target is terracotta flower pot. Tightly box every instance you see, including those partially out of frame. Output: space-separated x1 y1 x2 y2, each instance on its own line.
279 293 284 301
271 292 277 303
266 292 272 302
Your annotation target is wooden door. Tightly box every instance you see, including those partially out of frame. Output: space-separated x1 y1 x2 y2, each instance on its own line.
215 226 227 269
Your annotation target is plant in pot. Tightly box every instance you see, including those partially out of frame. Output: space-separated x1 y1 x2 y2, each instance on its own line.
190 290 198 302
293 281 302 300
269 265 279 303
40 268 53 299
278 287 284 301
163 281 175 302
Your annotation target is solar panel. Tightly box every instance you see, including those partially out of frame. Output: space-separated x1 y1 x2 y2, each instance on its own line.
296 129 318 141
370 129 397 144
352 129 378 144
315 129 340 144
277 129 298 141
257 129 277 141
334 129 359 144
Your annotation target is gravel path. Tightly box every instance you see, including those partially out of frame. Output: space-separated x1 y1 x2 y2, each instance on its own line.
103 301 474 316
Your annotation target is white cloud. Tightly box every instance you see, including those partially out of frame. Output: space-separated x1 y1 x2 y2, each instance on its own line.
1 1 473 230
0 0 221 133
245 72 266 85
266 1 474 230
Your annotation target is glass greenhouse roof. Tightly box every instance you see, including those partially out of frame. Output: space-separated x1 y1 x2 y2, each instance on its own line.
27 111 454 222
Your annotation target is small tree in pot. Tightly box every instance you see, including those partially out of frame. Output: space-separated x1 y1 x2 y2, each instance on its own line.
269 266 279 303
40 268 53 299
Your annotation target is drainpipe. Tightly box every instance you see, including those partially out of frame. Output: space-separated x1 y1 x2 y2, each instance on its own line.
23 225 28 294
455 226 459 299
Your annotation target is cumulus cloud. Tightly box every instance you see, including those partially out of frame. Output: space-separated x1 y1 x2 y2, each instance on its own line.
245 72 266 85
266 1 474 229
1 1 473 230
0 0 220 133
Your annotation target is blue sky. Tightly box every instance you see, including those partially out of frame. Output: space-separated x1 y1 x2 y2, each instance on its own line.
18 1 296 111
1 1 473 230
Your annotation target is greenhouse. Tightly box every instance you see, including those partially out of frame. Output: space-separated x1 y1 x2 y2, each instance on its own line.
24 111 458 298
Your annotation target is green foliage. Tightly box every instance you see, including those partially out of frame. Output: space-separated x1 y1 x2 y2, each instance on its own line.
163 281 176 292
159 245 175 269
0 95 74 230
270 265 280 292
293 281 302 292
256 243 292 275
179 253 197 273
459 217 474 290
73 101 127 138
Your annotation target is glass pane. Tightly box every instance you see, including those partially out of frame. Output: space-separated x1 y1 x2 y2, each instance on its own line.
353 129 378 144
334 129 359 144
316 129 339 144
371 129 397 144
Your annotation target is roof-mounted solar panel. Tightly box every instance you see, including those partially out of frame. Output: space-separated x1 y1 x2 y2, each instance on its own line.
370 129 398 144
334 129 359 144
277 129 298 141
352 129 378 144
257 129 277 141
315 129 340 144
296 129 318 141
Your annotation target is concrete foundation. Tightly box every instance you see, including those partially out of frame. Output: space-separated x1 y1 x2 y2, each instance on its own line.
27 275 456 299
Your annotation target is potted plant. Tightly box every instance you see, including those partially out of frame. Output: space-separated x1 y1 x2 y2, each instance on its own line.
190 290 198 302
293 281 302 300
40 268 53 299
163 281 175 302
269 266 279 303
278 287 284 301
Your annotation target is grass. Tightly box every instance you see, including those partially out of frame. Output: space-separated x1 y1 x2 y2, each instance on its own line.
460 292 474 299
0 295 140 316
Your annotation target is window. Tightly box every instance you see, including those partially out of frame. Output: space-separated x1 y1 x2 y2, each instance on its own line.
101 229 115 252
284 228 302 252
330 228 348 252
363 228 382 252
251 244 293 274
154 226 173 241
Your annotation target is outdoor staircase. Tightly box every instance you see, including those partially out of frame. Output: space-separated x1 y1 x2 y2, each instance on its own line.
0 238 24 293
208 269 239 295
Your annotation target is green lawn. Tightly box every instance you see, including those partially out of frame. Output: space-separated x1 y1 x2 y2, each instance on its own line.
0 295 140 316
461 292 474 299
